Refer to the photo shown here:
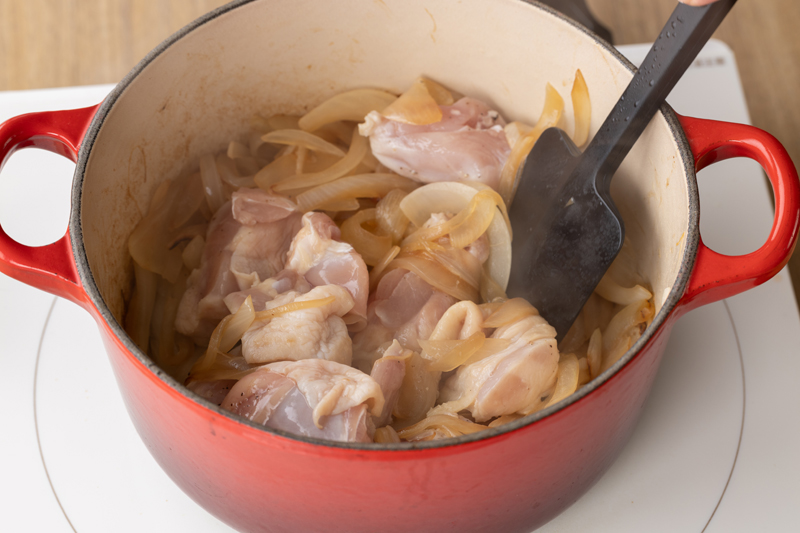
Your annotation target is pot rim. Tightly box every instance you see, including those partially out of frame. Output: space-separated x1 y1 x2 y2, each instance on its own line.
69 0 700 452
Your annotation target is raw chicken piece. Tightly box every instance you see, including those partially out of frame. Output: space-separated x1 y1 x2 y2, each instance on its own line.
186 379 238 406
175 189 301 342
222 269 311 314
436 312 559 422
286 212 369 331
360 97 511 190
241 285 355 365
351 268 456 373
369 340 411 427
221 359 384 443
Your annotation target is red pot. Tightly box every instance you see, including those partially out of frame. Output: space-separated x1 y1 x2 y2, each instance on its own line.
1 1 798 531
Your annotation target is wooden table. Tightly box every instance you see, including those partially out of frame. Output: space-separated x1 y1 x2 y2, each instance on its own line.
1 0 798 305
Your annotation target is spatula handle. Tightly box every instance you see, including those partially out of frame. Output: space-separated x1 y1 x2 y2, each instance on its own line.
583 0 736 193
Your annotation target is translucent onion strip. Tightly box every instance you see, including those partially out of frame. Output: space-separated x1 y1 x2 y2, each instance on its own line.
319 198 361 212
381 78 442 125
571 69 591 147
298 89 398 131
124 261 159 352
498 83 564 205
220 296 256 353
168 172 204 230
182 235 205 271
254 152 297 190
401 190 499 249
595 274 653 305
273 128 368 192
296 173 418 212
194 296 257 375
262 129 345 157
544 353 580 408
420 78 454 105
217 153 256 189
397 414 487 440
587 327 602 379
388 253 479 302
483 298 538 328
419 331 485 372
254 296 336 321
199 153 226 213
128 180 186 282
227 141 250 159
369 245 400 290
340 208 392 266
488 413 524 428
374 426 401 444
375 189 409 243
601 299 654 372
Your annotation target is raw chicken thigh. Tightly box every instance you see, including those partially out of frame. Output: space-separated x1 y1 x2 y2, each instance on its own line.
351 268 456 373
286 212 369 330
241 285 355 365
221 359 384 442
360 97 511 189
437 305 560 422
175 188 302 341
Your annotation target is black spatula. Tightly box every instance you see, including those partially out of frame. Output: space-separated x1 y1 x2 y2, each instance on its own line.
506 0 737 341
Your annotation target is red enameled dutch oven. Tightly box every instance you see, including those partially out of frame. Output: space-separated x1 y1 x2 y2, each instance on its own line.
1 1 798 531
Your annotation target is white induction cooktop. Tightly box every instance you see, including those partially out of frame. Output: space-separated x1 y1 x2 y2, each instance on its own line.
1 40 798 532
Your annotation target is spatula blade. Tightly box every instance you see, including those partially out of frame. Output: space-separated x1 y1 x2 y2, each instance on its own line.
507 127 624 340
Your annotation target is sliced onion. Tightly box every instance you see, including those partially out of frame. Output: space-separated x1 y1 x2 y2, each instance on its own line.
483 298 538 328
167 171 204 230
369 245 400 290
381 78 442 125
602 299 654 355
273 128 368 192
419 331 485 372
181 235 205 271
488 413 524 428
595 274 652 305
128 180 185 282
199 153 226 213
480 266 508 303
340 208 392 266
262 129 345 157
504 121 533 149
216 153 255 189
227 141 250 159
420 78 454 105
375 189 409 243
254 152 297 190
298 89 398 131
587 327 602 379
388 252 479 302
399 181 511 290
219 296 256 353
397 414 487 440
255 295 336 321
498 83 564 205
374 426 401 444
571 69 591 147
318 198 361 212
313 121 356 145
296 173 418 212
544 353 580 407
267 114 301 131
124 261 159 352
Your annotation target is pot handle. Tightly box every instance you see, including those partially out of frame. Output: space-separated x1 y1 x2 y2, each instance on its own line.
0 105 100 306
675 114 800 315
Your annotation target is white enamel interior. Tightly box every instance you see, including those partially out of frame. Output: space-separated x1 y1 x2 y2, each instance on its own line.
79 0 690 330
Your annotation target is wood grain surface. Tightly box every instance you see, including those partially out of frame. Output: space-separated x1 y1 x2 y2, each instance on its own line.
1 0 798 304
